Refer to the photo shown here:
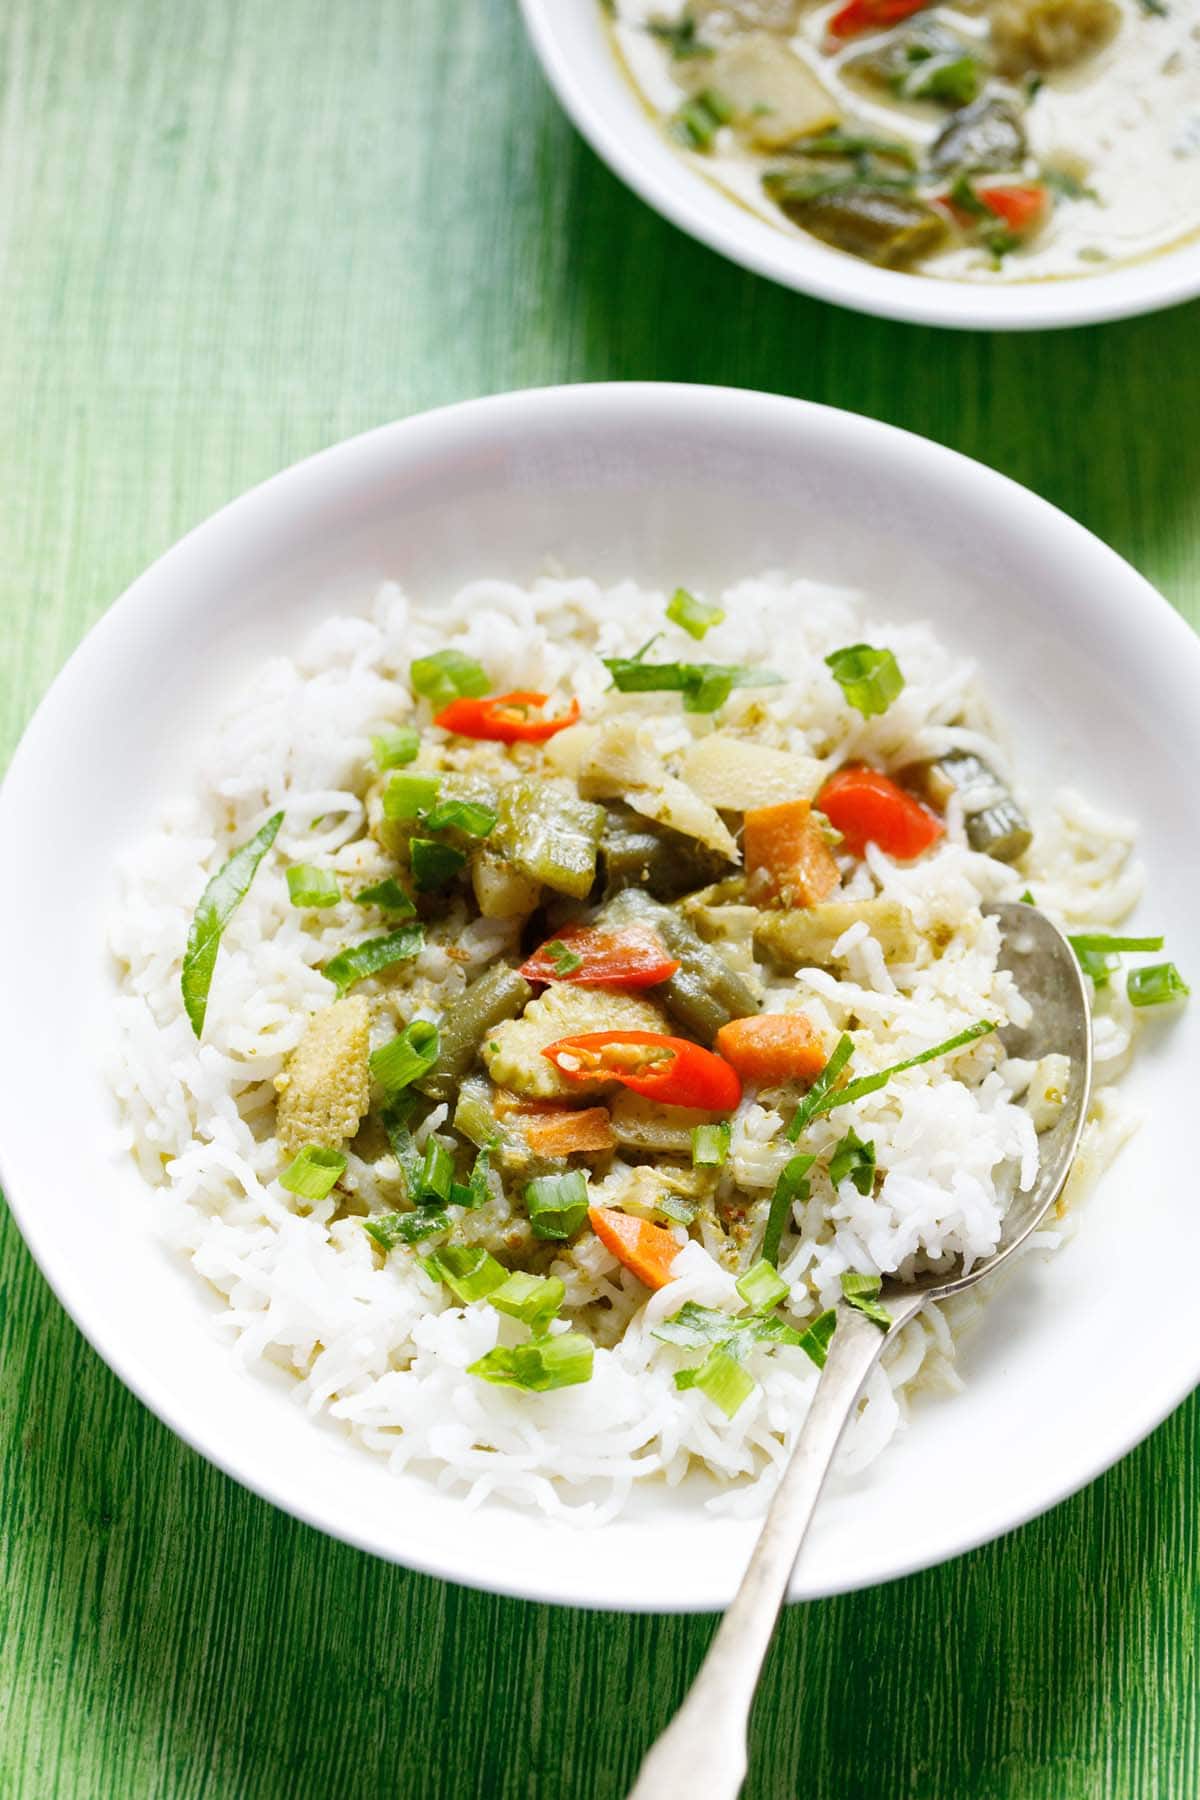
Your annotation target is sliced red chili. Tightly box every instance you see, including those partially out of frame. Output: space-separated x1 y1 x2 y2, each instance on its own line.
542 1031 742 1112
520 924 680 990
818 766 944 861
434 690 580 743
827 0 931 38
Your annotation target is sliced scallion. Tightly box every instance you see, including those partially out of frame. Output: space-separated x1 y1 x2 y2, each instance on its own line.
410 649 490 710
323 925 424 997
370 726 420 770
424 1243 508 1303
468 1331 594 1392
1127 961 1190 1007
735 1259 788 1314
181 811 284 1036
674 1345 755 1418
825 644 905 718
279 1144 347 1201
488 1271 565 1331
840 1270 891 1329
415 1139 455 1208
762 1154 816 1266
666 586 725 640
602 651 783 715
692 1121 731 1168
354 877 416 916
369 1019 440 1099
466 1146 492 1210
382 771 441 821
410 838 467 891
543 939 584 976
286 864 341 908
794 1021 995 1131
524 1170 589 1240
422 798 497 838
829 1129 876 1196
796 1308 837 1369
364 1208 448 1250
671 87 734 151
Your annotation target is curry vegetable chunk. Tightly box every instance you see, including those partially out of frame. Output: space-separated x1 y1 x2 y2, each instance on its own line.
275 997 371 1157
484 985 672 1100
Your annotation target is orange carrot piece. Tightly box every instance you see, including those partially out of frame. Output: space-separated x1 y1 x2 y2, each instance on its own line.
714 1014 828 1087
588 1204 682 1290
743 799 839 907
522 1106 616 1156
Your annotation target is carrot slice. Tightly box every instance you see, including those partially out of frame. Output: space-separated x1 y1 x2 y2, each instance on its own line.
522 1106 616 1156
588 1204 682 1291
743 799 840 907
714 1014 827 1087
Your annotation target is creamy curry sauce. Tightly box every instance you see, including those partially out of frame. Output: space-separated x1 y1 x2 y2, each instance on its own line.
607 0 1200 281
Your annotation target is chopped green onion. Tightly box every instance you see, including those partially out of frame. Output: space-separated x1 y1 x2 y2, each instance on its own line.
279 1144 347 1201
415 1139 455 1207
671 87 734 151
370 726 420 770
543 939 584 976
364 1208 448 1250
762 1154 816 1266
382 771 442 821
1020 889 1035 905
736 1259 788 1314
1074 943 1117 988
410 649 490 710
840 1270 891 1330
181 811 284 1036
425 1243 508 1303
652 1299 802 1356
323 925 424 997
646 13 713 59
796 1308 837 1369
468 1331 594 1392
381 1096 423 1192
899 51 982 104
674 1346 755 1418
1069 933 1165 954
786 1035 855 1142
602 653 783 715
410 838 467 891
824 644 905 718
1127 961 1190 1007
666 586 724 640
354 877 416 916
286 864 341 908
829 1129 876 1196
656 1193 697 1226
813 1021 996 1120
369 1019 440 1098
524 1169 590 1240
692 1121 731 1168
422 798 497 838
488 1271 565 1331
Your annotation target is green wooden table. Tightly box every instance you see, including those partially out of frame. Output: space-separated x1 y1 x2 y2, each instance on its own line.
2 2 1198 1794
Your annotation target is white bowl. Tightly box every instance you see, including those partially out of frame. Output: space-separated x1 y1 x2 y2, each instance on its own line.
2 384 1198 1611
518 0 1200 331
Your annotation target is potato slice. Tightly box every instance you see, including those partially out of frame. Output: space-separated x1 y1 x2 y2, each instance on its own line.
703 36 839 150
678 734 823 811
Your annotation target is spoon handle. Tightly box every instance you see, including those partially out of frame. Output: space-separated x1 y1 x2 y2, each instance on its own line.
627 1298 918 1800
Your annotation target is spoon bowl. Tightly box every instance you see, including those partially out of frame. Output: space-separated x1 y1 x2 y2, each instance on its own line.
630 901 1093 1799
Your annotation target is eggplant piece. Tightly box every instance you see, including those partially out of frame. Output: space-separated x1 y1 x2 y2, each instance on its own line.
754 897 920 968
990 0 1120 76
599 805 733 902
602 889 758 1043
911 750 1033 864
765 177 948 267
929 97 1027 175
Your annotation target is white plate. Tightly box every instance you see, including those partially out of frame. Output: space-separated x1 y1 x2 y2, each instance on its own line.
518 0 1200 332
1 384 1197 1611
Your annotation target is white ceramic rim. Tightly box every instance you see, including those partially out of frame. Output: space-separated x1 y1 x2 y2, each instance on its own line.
2 383 1199 1611
518 0 1200 332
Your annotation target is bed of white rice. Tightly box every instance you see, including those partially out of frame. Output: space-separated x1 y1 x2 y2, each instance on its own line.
108 574 1142 1524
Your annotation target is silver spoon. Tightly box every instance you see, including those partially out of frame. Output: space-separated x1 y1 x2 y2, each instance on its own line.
628 901 1092 1800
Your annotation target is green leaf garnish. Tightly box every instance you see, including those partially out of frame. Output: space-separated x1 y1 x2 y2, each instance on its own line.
825 644 905 718
182 811 284 1036
354 876 417 916
828 1129 876 1196
544 939 584 976
762 1153 816 1265
323 925 424 996
602 653 782 715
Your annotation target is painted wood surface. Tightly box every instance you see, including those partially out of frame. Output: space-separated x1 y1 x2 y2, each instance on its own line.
1 1 1197 1794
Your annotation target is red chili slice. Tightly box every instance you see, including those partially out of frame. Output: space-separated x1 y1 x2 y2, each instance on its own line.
433 691 580 743
818 766 944 861
542 1031 742 1112
520 925 680 990
827 0 931 39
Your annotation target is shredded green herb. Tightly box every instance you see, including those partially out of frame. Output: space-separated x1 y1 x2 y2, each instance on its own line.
762 1153 816 1265
840 1270 892 1330
819 1022 996 1116
323 925 424 997
671 87 734 151
603 647 783 715
182 811 284 1036
786 1036 854 1142
543 939 584 976
829 1130 876 1196
353 876 416 916
468 1331 594 1392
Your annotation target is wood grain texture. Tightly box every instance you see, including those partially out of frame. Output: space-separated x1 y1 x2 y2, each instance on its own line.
1 1 1198 1794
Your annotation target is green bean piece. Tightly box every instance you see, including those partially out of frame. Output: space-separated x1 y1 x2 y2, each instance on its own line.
416 962 533 1102
603 889 757 1043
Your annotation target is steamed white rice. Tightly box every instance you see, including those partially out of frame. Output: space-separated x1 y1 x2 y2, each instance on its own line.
108 574 1141 1524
